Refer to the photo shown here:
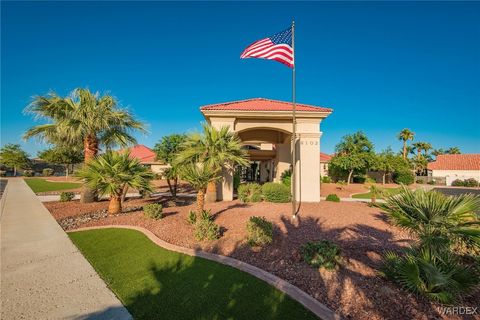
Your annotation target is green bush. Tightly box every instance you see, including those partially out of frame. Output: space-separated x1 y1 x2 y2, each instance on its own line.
60 191 75 202
143 203 163 220
233 172 241 190
365 176 376 184
464 178 479 187
42 168 54 176
416 179 424 184
321 176 332 183
381 247 480 304
246 216 273 247
238 183 262 203
325 194 340 202
194 218 221 241
187 210 197 225
23 170 35 177
281 169 292 187
300 240 342 270
199 209 212 221
262 182 290 203
451 179 464 186
353 175 366 184
393 170 414 185
427 180 436 185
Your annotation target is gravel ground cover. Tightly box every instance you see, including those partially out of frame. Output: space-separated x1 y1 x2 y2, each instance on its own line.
46 196 479 320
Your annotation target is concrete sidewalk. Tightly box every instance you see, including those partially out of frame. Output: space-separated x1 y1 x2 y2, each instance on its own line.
0 178 132 320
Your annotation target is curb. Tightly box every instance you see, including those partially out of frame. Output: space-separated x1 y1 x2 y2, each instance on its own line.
69 225 341 320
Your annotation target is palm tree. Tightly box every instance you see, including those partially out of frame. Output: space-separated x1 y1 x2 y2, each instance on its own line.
175 124 248 202
412 142 432 158
24 88 146 203
397 129 415 160
75 151 154 215
179 163 220 214
380 187 480 254
446 147 461 154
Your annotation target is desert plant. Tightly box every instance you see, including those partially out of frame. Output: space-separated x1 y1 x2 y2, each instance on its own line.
60 191 75 202
246 216 273 247
427 180 436 185
281 169 292 187
24 88 146 203
398 128 415 160
367 184 384 204
326 194 340 202
321 176 332 183
23 170 35 177
238 183 262 203
75 151 154 215
393 170 414 185
301 240 342 270
144 203 163 220
451 179 464 187
187 210 197 225
261 182 290 203
381 247 480 304
194 218 221 241
380 187 480 254
464 178 479 188
42 168 54 176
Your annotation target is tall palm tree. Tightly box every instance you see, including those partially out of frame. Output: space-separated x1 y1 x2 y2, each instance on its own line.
397 129 415 160
175 124 248 202
24 88 146 203
75 151 154 215
446 147 461 154
179 163 220 214
413 142 432 158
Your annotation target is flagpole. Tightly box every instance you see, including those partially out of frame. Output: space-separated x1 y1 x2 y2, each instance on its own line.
291 20 297 219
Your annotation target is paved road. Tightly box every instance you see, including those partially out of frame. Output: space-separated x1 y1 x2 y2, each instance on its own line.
433 187 480 196
0 178 132 320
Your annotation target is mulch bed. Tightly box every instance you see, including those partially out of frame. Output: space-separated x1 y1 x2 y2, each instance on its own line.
45 196 479 320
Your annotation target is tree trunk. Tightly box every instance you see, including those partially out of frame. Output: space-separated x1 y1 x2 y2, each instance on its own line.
205 181 217 203
65 164 69 180
121 184 129 203
196 189 206 214
382 173 386 185
81 135 99 203
108 196 122 215
403 142 407 160
13 166 17 177
347 170 354 185
371 194 376 205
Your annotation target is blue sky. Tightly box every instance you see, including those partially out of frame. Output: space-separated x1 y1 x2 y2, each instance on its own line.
2 1 479 156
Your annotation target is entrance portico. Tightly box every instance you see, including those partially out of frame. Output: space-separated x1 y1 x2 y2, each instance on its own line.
200 98 332 202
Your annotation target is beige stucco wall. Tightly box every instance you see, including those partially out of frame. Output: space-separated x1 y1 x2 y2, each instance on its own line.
431 169 480 186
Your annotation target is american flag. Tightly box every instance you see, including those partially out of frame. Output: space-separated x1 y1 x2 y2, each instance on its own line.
240 27 294 68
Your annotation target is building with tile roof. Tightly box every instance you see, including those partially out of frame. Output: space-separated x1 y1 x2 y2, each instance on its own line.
427 154 480 186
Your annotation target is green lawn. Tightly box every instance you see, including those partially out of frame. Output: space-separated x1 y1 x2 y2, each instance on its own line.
69 229 319 320
352 187 402 199
24 178 81 193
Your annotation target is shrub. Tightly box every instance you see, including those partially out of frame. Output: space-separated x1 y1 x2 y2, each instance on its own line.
60 192 75 202
199 209 212 221
262 182 290 203
416 179 424 184
381 247 480 304
246 216 273 247
427 180 436 185
233 172 241 190
300 240 342 270
42 168 54 176
353 175 366 184
23 170 35 177
281 169 292 187
187 210 197 225
365 176 376 184
321 176 332 183
238 183 262 203
0 170 6 177
194 219 221 241
451 179 464 186
325 194 340 202
143 203 163 220
393 170 414 185
464 178 479 188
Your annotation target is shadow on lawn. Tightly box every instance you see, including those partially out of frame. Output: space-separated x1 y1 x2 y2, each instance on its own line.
200 210 469 320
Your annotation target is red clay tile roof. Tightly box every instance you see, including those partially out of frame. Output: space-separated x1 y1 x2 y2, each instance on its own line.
427 154 480 171
320 152 332 162
119 144 157 163
200 98 332 113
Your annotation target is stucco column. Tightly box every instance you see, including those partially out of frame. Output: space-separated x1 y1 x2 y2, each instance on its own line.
209 117 235 201
295 119 321 202
274 143 291 183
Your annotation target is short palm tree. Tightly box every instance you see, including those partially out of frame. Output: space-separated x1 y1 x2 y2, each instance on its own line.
380 187 480 254
75 151 154 215
176 124 248 202
179 163 220 214
24 88 146 203
397 129 415 160
367 184 384 204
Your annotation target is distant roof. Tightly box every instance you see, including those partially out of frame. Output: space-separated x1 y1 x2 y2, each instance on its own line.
119 144 158 163
427 154 480 171
320 152 332 162
200 98 332 113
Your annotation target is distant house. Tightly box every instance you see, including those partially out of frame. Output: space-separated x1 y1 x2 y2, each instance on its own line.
320 152 332 177
427 154 480 186
120 144 169 175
